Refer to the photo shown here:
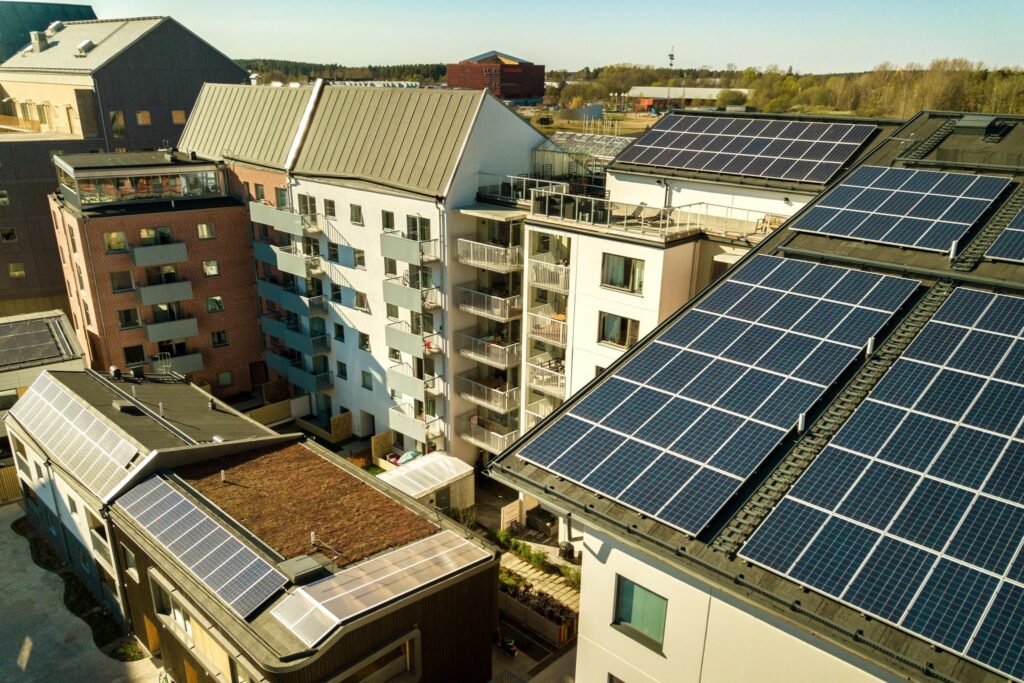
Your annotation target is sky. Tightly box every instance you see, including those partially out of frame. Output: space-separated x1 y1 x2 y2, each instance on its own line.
87 0 1022 73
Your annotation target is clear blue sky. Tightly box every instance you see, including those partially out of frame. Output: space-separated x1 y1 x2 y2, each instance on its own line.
88 0 1020 73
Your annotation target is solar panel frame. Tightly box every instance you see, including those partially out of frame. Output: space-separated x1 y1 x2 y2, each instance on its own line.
984 205 1024 263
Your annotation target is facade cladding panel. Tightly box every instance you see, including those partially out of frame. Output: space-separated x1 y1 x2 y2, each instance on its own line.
446 62 545 100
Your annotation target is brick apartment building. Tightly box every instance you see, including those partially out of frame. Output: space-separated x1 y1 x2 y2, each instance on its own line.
49 151 264 396
446 50 545 102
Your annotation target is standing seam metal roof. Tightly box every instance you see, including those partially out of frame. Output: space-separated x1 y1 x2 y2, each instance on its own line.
177 84 314 169
293 86 484 198
0 17 163 73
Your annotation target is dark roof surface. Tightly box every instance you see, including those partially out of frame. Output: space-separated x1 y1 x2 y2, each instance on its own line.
56 150 213 171
0 310 82 372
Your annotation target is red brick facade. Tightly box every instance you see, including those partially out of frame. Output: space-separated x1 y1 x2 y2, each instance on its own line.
446 62 545 100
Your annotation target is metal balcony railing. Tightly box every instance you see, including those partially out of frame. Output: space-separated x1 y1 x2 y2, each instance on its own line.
454 286 522 321
456 238 523 273
526 361 566 398
455 371 520 413
524 395 561 430
528 255 571 294
454 330 520 368
528 305 568 347
456 413 519 454
477 172 607 202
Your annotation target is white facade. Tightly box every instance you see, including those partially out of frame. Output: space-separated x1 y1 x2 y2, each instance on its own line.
576 526 903 683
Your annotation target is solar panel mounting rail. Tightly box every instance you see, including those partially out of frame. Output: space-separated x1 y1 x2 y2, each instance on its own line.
973 187 1024 268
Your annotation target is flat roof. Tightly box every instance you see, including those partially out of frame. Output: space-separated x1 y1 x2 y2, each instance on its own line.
0 310 82 373
175 442 438 562
378 452 474 499
55 150 217 173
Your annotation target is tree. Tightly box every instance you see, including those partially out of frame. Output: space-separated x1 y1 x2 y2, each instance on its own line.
716 89 748 107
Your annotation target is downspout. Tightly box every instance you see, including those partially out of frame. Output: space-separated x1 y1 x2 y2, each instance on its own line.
102 503 133 631
42 459 72 566
435 198 447 451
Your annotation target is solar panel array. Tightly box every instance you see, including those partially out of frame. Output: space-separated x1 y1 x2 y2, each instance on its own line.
271 530 491 646
9 373 139 501
615 114 877 184
117 476 287 618
517 255 918 536
985 205 1024 263
740 288 1024 681
791 166 1011 253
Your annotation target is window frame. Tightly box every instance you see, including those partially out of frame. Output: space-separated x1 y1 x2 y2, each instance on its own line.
350 203 364 225
597 311 640 350
361 370 372 390
202 260 220 277
103 230 128 253
207 296 225 313
110 270 134 293
7 262 25 279
197 223 215 240
0 227 16 242
117 308 141 330
600 253 645 295
171 109 187 125
211 330 229 348
611 575 667 653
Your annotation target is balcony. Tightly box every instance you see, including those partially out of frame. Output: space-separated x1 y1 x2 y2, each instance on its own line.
383 275 441 314
150 351 203 374
266 350 332 393
455 370 520 413
385 321 442 359
526 360 566 399
528 305 568 347
0 114 41 133
380 230 440 264
261 315 329 355
528 256 571 294
454 286 522 322
138 279 192 306
456 238 523 273
387 363 440 402
144 317 198 343
257 278 328 317
456 413 519 455
131 241 188 268
454 329 520 369
477 173 602 203
249 201 303 236
389 402 443 444
273 243 322 279
524 394 561 431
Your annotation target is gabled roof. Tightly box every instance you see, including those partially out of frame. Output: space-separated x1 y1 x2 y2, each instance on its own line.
0 16 163 73
177 84 315 169
0 1 96 62
462 50 532 65
293 85 485 198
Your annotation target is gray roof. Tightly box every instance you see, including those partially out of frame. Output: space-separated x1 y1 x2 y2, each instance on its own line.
626 86 751 99
178 84 314 169
0 16 163 73
462 50 533 64
0 310 82 373
0 1 96 62
293 85 484 198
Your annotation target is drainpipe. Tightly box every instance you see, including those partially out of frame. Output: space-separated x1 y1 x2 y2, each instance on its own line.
102 504 133 632
435 198 448 452
42 459 72 567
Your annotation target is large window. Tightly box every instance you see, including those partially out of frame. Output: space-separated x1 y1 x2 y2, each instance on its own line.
109 110 126 138
350 204 363 225
110 270 134 292
104 231 128 253
601 254 645 294
614 576 667 648
598 312 640 349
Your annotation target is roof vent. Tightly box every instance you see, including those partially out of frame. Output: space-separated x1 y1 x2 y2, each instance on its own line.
47 21 65 34
76 39 95 57
30 31 48 53
277 555 329 584
112 399 142 415
211 435 224 443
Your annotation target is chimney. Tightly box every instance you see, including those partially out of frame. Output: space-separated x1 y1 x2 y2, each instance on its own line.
30 31 48 53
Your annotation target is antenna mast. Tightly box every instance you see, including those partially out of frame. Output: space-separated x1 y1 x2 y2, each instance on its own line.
668 46 676 112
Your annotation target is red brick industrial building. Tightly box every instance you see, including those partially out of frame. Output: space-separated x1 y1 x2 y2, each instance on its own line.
446 50 545 101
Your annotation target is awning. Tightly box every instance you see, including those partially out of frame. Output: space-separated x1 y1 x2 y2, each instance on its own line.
457 204 528 221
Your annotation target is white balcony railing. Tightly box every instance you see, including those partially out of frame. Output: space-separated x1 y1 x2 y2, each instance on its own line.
528 305 568 347
527 361 566 398
454 286 522 321
456 238 523 273
456 413 519 454
454 330 520 368
528 256 571 294
455 371 520 413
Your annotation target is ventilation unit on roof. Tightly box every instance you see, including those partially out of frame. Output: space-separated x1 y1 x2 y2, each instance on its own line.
277 555 329 584
75 39 94 56
47 21 65 34
29 31 47 53
111 399 142 415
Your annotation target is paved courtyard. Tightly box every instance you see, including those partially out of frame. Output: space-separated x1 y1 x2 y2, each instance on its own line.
0 502 159 683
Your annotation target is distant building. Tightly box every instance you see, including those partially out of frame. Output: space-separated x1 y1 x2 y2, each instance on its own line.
0 1 96 62
330 80 420 88
626 85 753 111
446 50 545 102
0 16 247 317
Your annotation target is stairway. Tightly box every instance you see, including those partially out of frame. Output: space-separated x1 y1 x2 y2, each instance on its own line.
902 117 959 161
953 185 1024 272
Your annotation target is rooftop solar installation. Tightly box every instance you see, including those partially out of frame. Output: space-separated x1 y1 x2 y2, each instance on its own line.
614 114 877 184
9 373 140 501
517 255 919 536
271 530 491 646
116 476 287 618
740 287 1024 681
0 318 74 370
791 166 1011 253
984 205 1024 262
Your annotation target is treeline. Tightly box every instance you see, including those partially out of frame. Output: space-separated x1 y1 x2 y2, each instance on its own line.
236 59 446 84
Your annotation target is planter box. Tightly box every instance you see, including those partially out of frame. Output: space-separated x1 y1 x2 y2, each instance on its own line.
499 591 576 647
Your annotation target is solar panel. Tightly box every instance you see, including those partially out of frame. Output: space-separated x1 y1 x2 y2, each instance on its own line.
740 287 1024 681
517 255 919 536
9 373 140 501
615 114 877 184
116 476 287 618
984 205 1024 262
791 166 1011 253
271 530 491 646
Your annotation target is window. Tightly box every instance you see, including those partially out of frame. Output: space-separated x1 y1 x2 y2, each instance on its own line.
242 181 251 199
82 301 91 325
333 323 345 341
254 184 265 201
381 210 394 230
361 370 372 390
207 296 224 312
614 576 667 649
350 204 364 225
109 110 126 138
330 283 342 303
34 462 44 482
103 231 127 252
327 242 339 263
117 308 140 330
124 345 145 366
110 270 133 292
388 347 401 362
386 303 399 319
601 254 645 294
212 330 229 347
297 193 316 216
0 227 15 242
75 263 85 289
197 223 215 240
67 495 78 516
384 257 397 276
122 545 138 581
336 361 348 380
135 110 152 126
354 249 365 268
114 147 127 153
274 187 287 207
324 199 336 218
203 260 220 277
0 190 8 206
7 262 25 279
153 580 172 616
217 371 233 387
139 227 172 245
406 215 430 239
598 312 640 349
354 291 368 311
358 332 370 351
171 109 187 125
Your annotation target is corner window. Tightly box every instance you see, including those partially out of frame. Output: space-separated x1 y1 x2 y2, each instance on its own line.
0 227 16 242
110 270 134 292
171 109 187 125
202 260 220 277
598 312 640 349
361 370 372 390
7 262 25 279
217 371 233 387
601 254 645 294
103 231 128 253
613 575 667 650
212 330 228 347
109 111 126 138
336 361 348 380
207 296 224 313
350 204 364 225
117 308 140 330
197 223 215 240
135 110 152 126
124 345 145 366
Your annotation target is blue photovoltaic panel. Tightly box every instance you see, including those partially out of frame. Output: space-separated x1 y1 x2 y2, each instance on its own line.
518 255 918 535
116 476 287 618
791 166 1011 253
985 205 1024 263
740 287 1024 682
615 114 877 184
